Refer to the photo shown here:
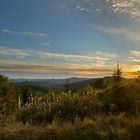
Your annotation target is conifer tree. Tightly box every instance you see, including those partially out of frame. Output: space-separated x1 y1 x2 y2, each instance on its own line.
113 62 122 81
136 69 140 82
63 79 70 93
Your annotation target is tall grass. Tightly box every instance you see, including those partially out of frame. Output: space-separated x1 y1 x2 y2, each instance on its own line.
1 114 140 140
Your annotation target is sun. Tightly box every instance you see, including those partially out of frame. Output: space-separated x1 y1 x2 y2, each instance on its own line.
136 67 140 72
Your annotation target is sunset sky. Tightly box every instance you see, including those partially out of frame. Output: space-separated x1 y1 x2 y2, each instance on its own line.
0 0 140 79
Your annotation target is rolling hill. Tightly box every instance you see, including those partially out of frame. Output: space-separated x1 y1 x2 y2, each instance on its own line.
11 77 114 93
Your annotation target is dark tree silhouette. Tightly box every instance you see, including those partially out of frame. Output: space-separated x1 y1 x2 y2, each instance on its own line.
0 74 18 113
63 79 70 93
90 78 105 89
21 85 31 106
136 69 140 82
113 62 122 81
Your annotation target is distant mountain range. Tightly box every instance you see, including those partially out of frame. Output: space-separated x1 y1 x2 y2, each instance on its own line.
11 77 89 85
11 77 113 93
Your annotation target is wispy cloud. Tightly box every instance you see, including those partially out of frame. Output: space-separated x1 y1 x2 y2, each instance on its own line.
112 0 140 21
39 51 118 64
0 46 118 77
67 0 140 23
127 50 140 65
2 29 46 37
0 47 136 78
42 42 51 47
130 50 140 57
0 61 135 78
0 47 30 58
0 63 113 77
59 0 140 21
76 5 90 13
92 25 140 43
0 46 118 65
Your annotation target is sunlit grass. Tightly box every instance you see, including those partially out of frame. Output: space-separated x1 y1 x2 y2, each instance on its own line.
1 114 140 140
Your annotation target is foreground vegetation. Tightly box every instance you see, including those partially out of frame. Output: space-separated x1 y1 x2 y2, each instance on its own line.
1 114 140 140
1 70 140 139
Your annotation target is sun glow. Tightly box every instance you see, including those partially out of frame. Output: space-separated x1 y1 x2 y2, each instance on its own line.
136 67 140 72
